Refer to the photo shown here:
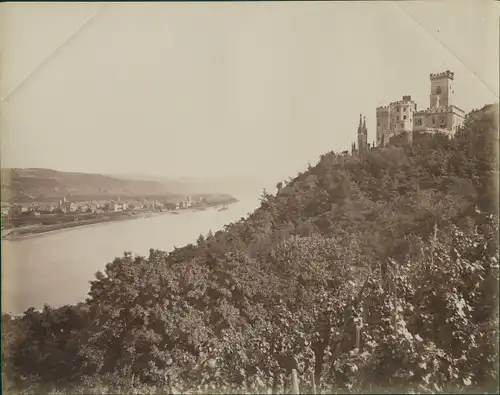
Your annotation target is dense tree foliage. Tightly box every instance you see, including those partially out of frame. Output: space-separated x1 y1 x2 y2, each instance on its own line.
2 104 498 394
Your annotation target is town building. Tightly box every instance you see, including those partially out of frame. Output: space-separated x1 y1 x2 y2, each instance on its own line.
62 201 78 213
78 204 90 213
109 201 125 212
375 70 465 147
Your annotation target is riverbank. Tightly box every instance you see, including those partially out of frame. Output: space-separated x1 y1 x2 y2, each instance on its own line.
2 212 159 240
2 198 258 315
1 203 234 241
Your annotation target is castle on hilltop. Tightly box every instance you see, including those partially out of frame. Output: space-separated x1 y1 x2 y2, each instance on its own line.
351 70 466 153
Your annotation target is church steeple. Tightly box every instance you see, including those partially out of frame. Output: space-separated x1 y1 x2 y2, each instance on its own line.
357 113 368 155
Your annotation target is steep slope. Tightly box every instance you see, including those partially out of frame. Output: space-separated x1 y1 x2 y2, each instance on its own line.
2 104 498 394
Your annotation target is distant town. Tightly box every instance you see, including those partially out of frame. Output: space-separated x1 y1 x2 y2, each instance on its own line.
1 194 237 239
3 195 203 217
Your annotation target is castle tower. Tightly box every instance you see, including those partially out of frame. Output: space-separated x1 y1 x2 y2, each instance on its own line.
376 106 390 147
429 70 454 108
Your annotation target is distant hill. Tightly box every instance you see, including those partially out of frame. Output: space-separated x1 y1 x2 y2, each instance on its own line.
0 168 185 203
1 104 498 394
107 173 204 196
109 173 269 199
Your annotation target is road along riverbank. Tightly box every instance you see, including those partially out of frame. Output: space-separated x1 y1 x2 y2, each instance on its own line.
1 205 230 240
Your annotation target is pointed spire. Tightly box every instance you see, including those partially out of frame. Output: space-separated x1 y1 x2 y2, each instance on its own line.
363 116 366 129
359 113 363 128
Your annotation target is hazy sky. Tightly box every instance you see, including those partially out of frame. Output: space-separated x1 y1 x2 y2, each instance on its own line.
1 1 499 185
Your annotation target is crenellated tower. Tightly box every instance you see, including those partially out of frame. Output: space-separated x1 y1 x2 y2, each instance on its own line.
373 70 464 147
429 70 454 108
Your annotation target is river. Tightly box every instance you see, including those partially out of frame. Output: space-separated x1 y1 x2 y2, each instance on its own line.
1 198 260 315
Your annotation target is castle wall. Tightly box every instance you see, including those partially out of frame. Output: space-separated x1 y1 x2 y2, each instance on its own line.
385 96 416 136
423 108 449 129
413 111 426 130
392 103 415 134
447 112 456 134
376 107 390 146
449 107 465 134
413 106 465 135
381 129 395 147
430 79 452 107
371 70 463 148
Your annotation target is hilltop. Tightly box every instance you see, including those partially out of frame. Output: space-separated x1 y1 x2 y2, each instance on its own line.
2 104 498 394
109 173 272 198
0 168 237 203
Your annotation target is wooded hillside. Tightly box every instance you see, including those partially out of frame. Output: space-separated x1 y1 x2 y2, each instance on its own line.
2 104 498 394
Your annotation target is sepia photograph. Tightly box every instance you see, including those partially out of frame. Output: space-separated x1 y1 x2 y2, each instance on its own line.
1 1 499 394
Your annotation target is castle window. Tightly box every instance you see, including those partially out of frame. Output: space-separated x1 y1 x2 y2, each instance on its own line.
404 108 407 112
436 86 442 94
397 116 399 121
432 117 435 124
403 115 407 120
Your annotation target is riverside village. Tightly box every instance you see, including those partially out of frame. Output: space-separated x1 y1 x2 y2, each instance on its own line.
1 194 234 239
2 0 498 392
1 69 465 239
